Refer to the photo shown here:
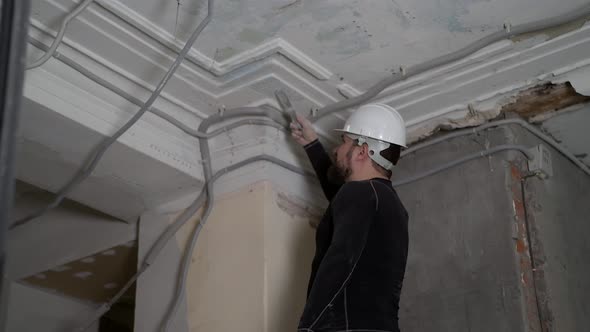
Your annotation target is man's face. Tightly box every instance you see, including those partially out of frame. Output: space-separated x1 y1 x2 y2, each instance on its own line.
331 134 356 180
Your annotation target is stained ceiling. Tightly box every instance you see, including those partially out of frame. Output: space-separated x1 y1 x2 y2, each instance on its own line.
123 0 588 89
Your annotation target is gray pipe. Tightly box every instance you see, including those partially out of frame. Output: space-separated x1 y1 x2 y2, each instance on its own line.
26 0 95 70
314 3 590 119
159 106 290 330
401 118 590 177
27 38 288 141
21 1 590 329
20 0 590 229
12 0 213 228
392 145 533 187
75 152 313 331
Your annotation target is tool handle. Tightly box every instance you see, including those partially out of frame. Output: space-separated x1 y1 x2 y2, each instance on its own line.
274 89 302 129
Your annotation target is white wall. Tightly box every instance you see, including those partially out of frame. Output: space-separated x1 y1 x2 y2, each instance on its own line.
5 282 99 332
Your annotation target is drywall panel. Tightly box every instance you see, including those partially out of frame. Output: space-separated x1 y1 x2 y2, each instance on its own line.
5 282 99 332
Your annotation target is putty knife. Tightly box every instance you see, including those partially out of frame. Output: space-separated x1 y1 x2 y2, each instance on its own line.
274 89 302 130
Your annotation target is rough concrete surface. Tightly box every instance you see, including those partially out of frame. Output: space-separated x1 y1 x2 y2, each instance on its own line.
394 127 525 332
392 120 590 331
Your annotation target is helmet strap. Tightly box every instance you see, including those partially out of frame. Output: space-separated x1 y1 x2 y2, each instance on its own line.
348 134 394 171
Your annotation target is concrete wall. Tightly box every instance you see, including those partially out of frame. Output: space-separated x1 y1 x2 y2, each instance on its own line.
512 124 590 331
390 122 590 331
5 283 99 332
394 127 526 332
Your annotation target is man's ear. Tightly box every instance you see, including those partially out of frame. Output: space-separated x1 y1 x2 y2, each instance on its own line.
359 143 371 160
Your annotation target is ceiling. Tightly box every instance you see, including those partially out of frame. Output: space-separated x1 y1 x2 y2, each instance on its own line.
119 0 588 89
16 0 590 220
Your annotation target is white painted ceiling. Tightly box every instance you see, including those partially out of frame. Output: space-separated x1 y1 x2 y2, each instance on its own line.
17 0 590 220
125 0 587 88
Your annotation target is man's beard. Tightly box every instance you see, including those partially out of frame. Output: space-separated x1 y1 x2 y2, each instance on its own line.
327 164 346 185
328 145 354 184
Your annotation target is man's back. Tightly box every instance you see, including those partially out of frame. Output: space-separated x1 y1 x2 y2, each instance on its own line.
299 178 409 332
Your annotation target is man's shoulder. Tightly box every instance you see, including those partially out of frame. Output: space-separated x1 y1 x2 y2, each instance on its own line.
333 181 377 205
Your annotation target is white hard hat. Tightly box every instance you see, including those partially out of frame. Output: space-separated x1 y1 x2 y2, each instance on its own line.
334 103 407 170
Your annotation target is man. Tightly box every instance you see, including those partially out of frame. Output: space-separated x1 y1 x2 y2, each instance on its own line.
291 104 409 332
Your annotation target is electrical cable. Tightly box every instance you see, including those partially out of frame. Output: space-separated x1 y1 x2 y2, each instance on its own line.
401 118 590 177
159 106 290 330
26 38 288 139
313 3 590 119
26 0 95 70
392 144 533 187
12 0 213 228
18 1 590 329
74 153 313 332
17 0 590 230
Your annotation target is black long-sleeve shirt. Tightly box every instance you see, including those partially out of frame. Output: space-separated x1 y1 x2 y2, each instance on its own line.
298 140 409 332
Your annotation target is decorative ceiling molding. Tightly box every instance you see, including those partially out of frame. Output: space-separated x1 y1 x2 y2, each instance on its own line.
21 0 590 219
95 0 334 80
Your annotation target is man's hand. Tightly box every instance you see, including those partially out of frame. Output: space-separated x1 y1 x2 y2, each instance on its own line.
290 113 318 146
